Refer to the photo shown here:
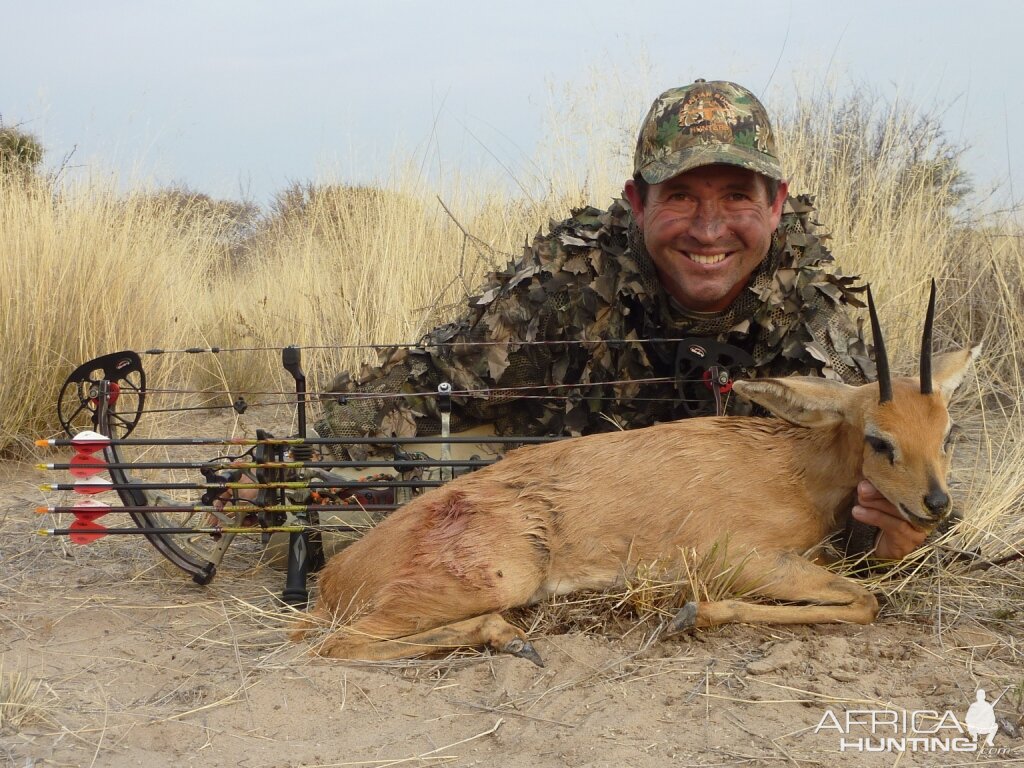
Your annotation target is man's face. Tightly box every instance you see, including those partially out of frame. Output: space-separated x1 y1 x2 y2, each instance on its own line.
624 165 788 312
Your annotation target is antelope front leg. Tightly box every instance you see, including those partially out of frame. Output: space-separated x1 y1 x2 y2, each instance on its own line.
667 551 880 632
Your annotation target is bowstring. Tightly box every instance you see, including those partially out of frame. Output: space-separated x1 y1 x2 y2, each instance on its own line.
142 336 711 354
122 337 745 416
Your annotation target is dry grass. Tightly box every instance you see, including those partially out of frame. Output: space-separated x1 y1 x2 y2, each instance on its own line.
0 658 47 732
0 176 223 452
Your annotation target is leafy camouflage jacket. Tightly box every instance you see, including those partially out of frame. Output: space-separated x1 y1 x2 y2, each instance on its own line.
316 195 875 445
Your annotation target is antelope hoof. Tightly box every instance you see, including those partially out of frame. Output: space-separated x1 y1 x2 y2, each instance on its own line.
666 602 699 635
502 637 545 667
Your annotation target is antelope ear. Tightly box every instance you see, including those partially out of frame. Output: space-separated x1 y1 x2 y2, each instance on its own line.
931 345 981 403
733 377 856 429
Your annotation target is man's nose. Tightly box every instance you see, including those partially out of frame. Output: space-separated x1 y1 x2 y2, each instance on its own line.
686 202 725 242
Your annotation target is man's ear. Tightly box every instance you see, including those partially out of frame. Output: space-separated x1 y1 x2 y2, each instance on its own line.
733 376 854 429
623 178 645 229
931 344 981 403
767 179 789 229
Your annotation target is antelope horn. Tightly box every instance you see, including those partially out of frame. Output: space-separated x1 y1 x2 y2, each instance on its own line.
867 285 893 404
920 279 936 395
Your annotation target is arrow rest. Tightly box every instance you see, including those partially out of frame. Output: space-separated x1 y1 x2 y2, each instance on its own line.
674 338 754 417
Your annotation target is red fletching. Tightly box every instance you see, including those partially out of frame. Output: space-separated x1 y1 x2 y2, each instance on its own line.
71 430 110 455
71 499 110 523
69 453 106 478
69 519 108 545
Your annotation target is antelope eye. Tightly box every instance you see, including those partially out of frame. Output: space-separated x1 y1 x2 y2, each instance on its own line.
944 424 962 451
865 435 896 464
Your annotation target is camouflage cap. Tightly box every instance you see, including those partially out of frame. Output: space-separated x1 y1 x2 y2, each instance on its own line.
634 80 783 184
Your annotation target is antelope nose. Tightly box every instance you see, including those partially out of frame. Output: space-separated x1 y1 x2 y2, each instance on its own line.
923 489 950 517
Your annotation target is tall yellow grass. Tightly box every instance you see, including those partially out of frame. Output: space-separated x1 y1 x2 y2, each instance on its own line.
0 178 219 452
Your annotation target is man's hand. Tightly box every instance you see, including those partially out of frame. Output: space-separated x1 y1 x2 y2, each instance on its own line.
852 480 929 560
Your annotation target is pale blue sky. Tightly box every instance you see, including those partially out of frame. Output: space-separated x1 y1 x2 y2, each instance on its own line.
4 1 1021 209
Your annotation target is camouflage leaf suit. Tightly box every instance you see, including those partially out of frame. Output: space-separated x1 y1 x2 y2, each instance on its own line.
316 194 874 448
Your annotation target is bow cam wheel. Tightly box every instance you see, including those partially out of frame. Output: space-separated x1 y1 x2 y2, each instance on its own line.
58 351 146 439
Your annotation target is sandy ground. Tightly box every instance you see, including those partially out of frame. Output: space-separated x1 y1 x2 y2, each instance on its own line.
3 448 1023 768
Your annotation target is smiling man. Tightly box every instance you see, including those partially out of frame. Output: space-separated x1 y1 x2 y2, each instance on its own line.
317 79 928 560
625 164 785 312
624 82 790 315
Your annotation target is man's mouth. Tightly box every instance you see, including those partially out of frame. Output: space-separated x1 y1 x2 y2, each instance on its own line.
686 252 728 265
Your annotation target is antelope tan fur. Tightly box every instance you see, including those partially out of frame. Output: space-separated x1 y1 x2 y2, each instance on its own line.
293 288 979 665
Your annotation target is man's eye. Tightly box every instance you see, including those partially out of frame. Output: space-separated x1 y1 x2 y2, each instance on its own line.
865 435 896 464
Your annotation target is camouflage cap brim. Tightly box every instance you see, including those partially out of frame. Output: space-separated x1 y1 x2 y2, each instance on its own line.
639 143 784 185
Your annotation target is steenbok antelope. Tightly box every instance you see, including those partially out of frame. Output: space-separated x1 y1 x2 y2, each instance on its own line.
292 284 978 665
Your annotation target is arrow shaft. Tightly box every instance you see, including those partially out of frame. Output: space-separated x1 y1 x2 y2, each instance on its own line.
40 503 399 514
41 459 494 471
40 524 369 537
42 479 443 492
39 435 560 447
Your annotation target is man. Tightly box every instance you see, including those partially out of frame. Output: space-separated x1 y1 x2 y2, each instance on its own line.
316 79 927 560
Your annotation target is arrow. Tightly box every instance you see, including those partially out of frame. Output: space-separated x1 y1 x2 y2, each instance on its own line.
38 501 400 515
37 434 560 447
39 521 369 546
39 457 496 473
41 478 443 494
